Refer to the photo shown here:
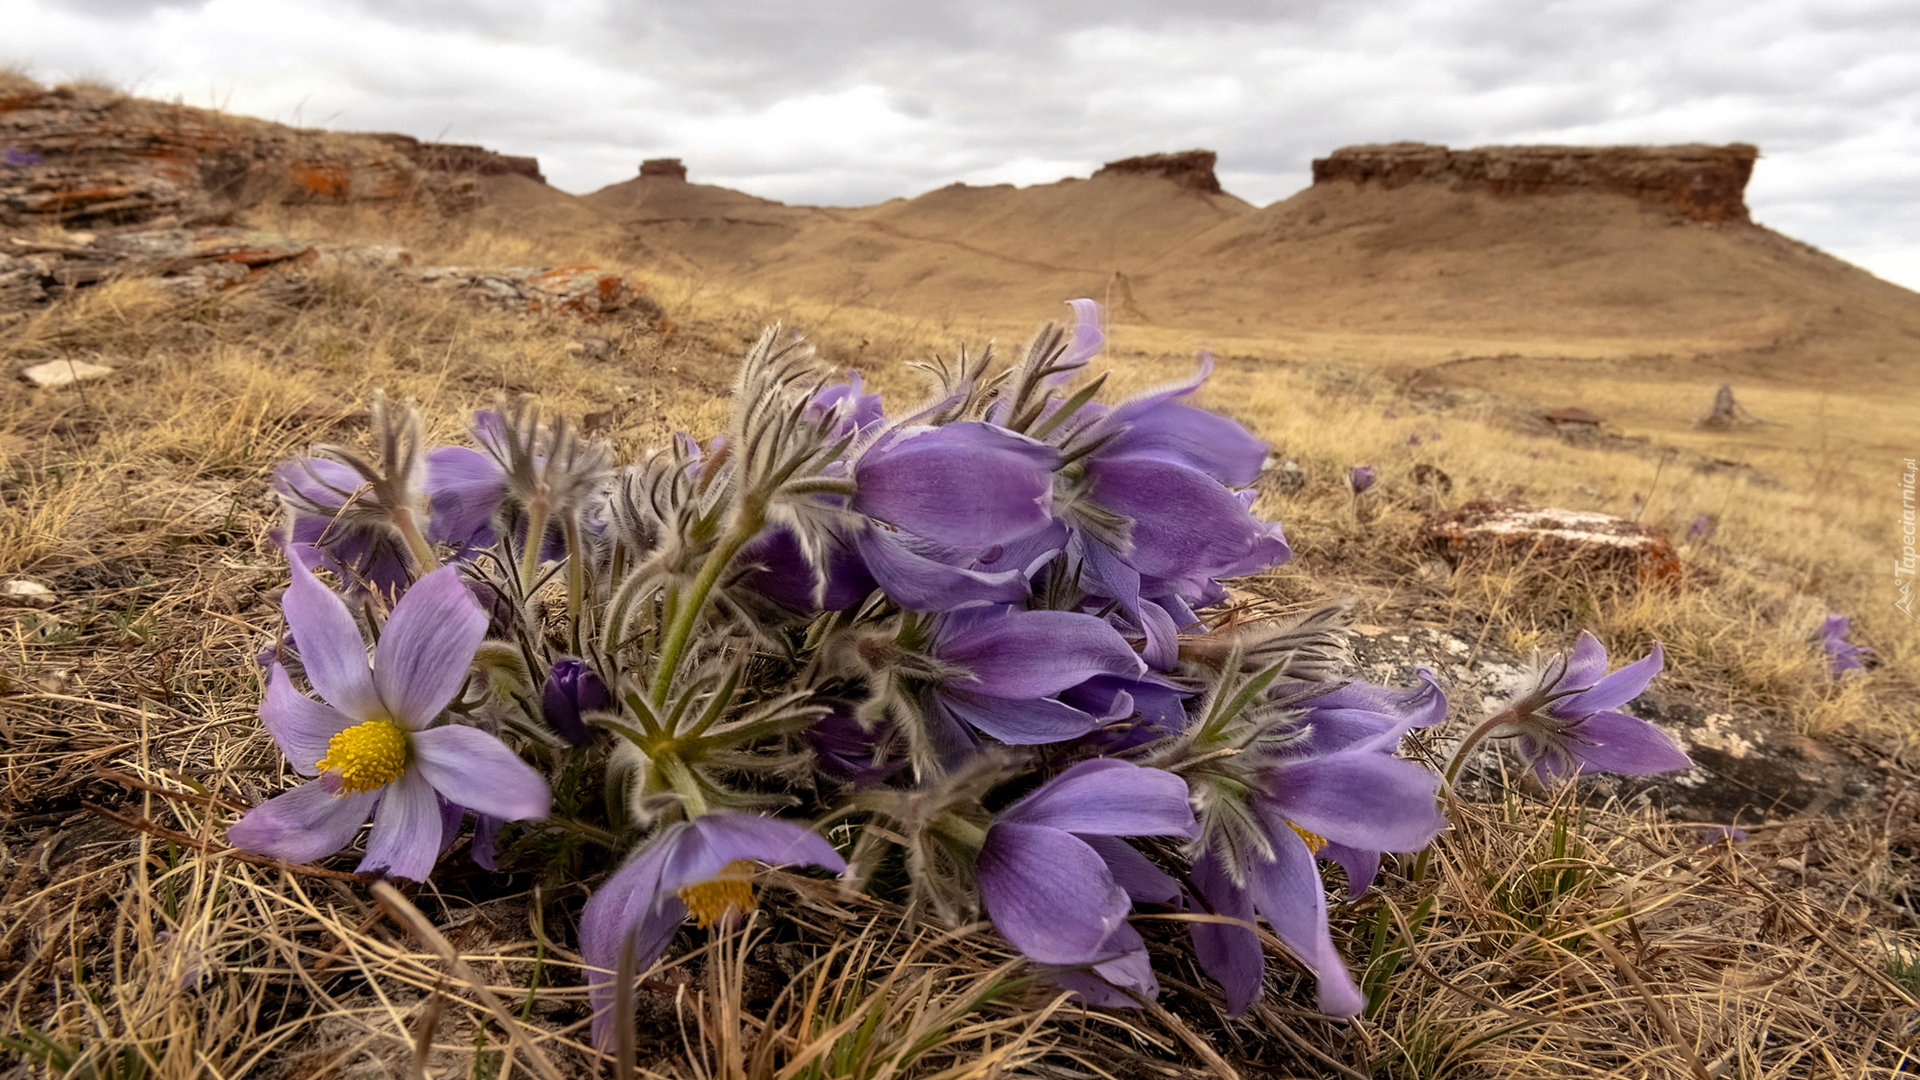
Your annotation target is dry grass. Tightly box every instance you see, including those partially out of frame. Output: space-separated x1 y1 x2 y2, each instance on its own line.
3 205 1917 1078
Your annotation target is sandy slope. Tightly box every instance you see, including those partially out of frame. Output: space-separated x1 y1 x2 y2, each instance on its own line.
525 154 1920 390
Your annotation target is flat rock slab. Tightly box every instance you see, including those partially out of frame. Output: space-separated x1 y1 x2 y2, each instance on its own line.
20 358 114 388
1423 500 1682 584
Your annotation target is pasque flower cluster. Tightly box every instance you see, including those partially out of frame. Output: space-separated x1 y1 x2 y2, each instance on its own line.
231 300 1693 1050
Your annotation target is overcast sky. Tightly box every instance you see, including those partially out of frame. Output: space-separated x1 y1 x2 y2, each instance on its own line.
8 0 1919 288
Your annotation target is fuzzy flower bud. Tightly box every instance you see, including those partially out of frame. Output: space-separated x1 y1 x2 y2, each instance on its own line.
541 658 610 746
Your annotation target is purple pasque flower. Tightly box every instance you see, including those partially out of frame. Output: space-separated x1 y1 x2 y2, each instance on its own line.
976 759 1197 1005
1347 465 1377 495
1 145 41 168
1497 632 1690 784
851 421 1059 550
541 658 610 746
919 606 1148 751
1820 614 1870 674
228 559 551 880
1063 357 1289 667
230 553 556 876
1189 741 1446 1017
807 707 904 786
580 813 846 1050
277 446 505 595
807 372 886 440
1267 670 1449 898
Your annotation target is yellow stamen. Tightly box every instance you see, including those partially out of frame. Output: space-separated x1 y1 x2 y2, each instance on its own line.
676 860 758 929
315 720 411 794
1288 821 1328 854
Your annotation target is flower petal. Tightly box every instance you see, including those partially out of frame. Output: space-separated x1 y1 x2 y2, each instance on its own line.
357 771 445 880
852 422 1059 549
1001 759 1198 839
1320 842 1382 901
1246 823 1366 1017
1189 850 1264 1016
940 690 1105 745
1279 670 1448 758
1086 456 1290 590
939 608 1145 698
976 822 1128 965
1558 631 1610 690
424 446 506 548
580 829 690 1051
372 565 486 728
1109 401 1267 488
857 526 1031 612
1081 835 1182 905
227 781 375 864
1263 753 1445 854
283 555 381 722
1559 642 1663 716
411 724 553 822
260 662 355 775
1051 922 1157 1008
662 812 847 895
1567 710 1693 776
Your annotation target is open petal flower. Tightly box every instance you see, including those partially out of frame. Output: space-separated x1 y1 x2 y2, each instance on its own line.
581 813 845 1050
229 563 549 879
1504 634 1690 784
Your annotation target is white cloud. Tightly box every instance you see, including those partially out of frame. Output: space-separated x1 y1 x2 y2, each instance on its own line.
5 0 1920 288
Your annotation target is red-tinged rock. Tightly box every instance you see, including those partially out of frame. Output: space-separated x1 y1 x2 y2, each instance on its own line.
1422 500 1683 585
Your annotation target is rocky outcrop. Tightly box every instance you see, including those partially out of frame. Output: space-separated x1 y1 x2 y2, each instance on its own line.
1311 142 1758 222
639 158 687 181
371 134 544 183
0 82 539 230
1093 150 1223 194
2 228 316 306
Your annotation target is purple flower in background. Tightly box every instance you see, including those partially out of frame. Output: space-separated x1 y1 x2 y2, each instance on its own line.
228 561 550 879
541 658 610 745
1686 514 1716 542
1 145 41 168
1190 729 1447 1016
976 760 1197 1006
807 372 886 439
580 813 845 1050
1499 632 1691 784
1347 465 1377 495
1820 614 1870 674
276 446 505 595
921 607 1148 750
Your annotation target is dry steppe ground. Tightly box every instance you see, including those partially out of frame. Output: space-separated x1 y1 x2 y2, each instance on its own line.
3 95 1920 1077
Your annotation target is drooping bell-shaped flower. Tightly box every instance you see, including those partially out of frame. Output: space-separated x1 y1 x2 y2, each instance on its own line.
579 813 846 1050
921 607 1148 748
228 560 551 879
1347 465 1377 495
975 760 1197 1005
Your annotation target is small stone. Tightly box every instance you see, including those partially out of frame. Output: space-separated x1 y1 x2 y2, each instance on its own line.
21 359 115 388
2 580 55 607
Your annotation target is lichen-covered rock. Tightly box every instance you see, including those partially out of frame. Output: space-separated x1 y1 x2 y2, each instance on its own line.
0 82 531 229
2 228 315 308
418 263 666 324
1311 142 1758 222
1422 500 1683 584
